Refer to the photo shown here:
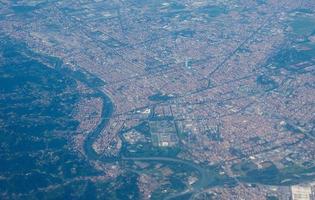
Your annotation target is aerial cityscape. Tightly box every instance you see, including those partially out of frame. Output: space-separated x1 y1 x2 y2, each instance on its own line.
0 0 315 199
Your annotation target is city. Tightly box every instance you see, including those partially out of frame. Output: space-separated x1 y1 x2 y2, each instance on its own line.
0 0 314 199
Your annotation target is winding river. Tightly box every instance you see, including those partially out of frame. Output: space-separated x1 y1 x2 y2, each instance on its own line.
81 84 211 199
